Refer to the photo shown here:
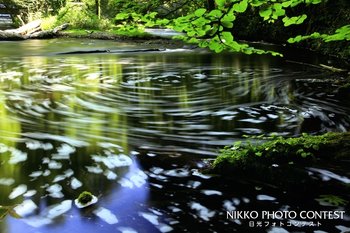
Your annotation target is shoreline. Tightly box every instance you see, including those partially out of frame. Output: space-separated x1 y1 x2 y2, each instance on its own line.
56 30 187 48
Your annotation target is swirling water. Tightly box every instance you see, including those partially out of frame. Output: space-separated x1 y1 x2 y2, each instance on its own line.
0 39 349 233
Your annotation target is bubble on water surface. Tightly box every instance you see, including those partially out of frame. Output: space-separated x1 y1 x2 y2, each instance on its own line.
91 153 132 169
9 184 27 199
190 202 215 221
14 199 37 217
201 190 222 196
86 165 103 174
93 207 118 224
8 149 27 164
70 177 83 189
46 200 72 219
46 184 64 198
117 227 138 233
257 194 277 201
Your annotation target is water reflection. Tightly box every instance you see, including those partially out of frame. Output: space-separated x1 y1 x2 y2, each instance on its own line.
0 39 349 232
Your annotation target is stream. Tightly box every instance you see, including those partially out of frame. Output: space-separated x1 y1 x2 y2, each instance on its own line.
0 39 349 233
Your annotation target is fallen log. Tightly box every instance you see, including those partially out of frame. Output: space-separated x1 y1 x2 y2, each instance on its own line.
0 21 69 40
5 19 42 35
0 30 25 40
27 23 69 39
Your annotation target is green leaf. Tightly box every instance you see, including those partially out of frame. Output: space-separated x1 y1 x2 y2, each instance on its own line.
188 38 200 43
208 9 223 18
187 30 196 37
145 21 155 27
306 0 322 4
209 37 224 53
193 18 207 27
215 0 226 7
198 40 209 48
222 20 233 28
215 45 224 53
282 14 307 26
173 24 185 32
147 12 157 19
324 25 350 42
244 48 253 54
233 0 248 13
290 0 303 7
195 8 207 17
228 40 241 50
273 4 285 17
281 1 292 7
115 13 129 21
222 13 235 22
234 141 242 147
197 29 207 37
221 31 234 43
255 152 262 157
156 19 170 25
251 0 264 7
259 8 272 20
270 51 283 57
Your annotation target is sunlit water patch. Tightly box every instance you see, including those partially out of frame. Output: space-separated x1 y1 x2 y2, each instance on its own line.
0 39 349 232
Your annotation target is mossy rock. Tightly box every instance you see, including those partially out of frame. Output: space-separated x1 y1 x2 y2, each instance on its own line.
210 132 350 175
77 191 93 204
74 191 98 208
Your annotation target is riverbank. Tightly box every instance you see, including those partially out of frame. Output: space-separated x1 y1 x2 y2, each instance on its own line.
56 30 187 48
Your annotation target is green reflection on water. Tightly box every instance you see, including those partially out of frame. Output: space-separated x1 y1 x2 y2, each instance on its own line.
0 56 133 227
0 47 304 230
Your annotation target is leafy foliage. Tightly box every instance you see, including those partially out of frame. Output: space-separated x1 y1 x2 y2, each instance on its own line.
288 25 350 43
114 12 169 34
3 0 66 22
53 2 112 30
111 0 348 56
169 0 291 55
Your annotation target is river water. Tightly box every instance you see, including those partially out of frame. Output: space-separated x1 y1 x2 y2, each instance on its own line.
0 39 349 233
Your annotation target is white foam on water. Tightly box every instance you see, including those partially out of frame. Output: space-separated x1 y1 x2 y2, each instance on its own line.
93 207 118 224
9 184 27 199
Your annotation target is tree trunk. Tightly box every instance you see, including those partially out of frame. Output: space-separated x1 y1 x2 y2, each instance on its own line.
95 0 101 19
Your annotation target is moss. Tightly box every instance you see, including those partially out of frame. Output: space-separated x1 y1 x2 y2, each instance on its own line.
77 191 93 205
212 132 350 174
